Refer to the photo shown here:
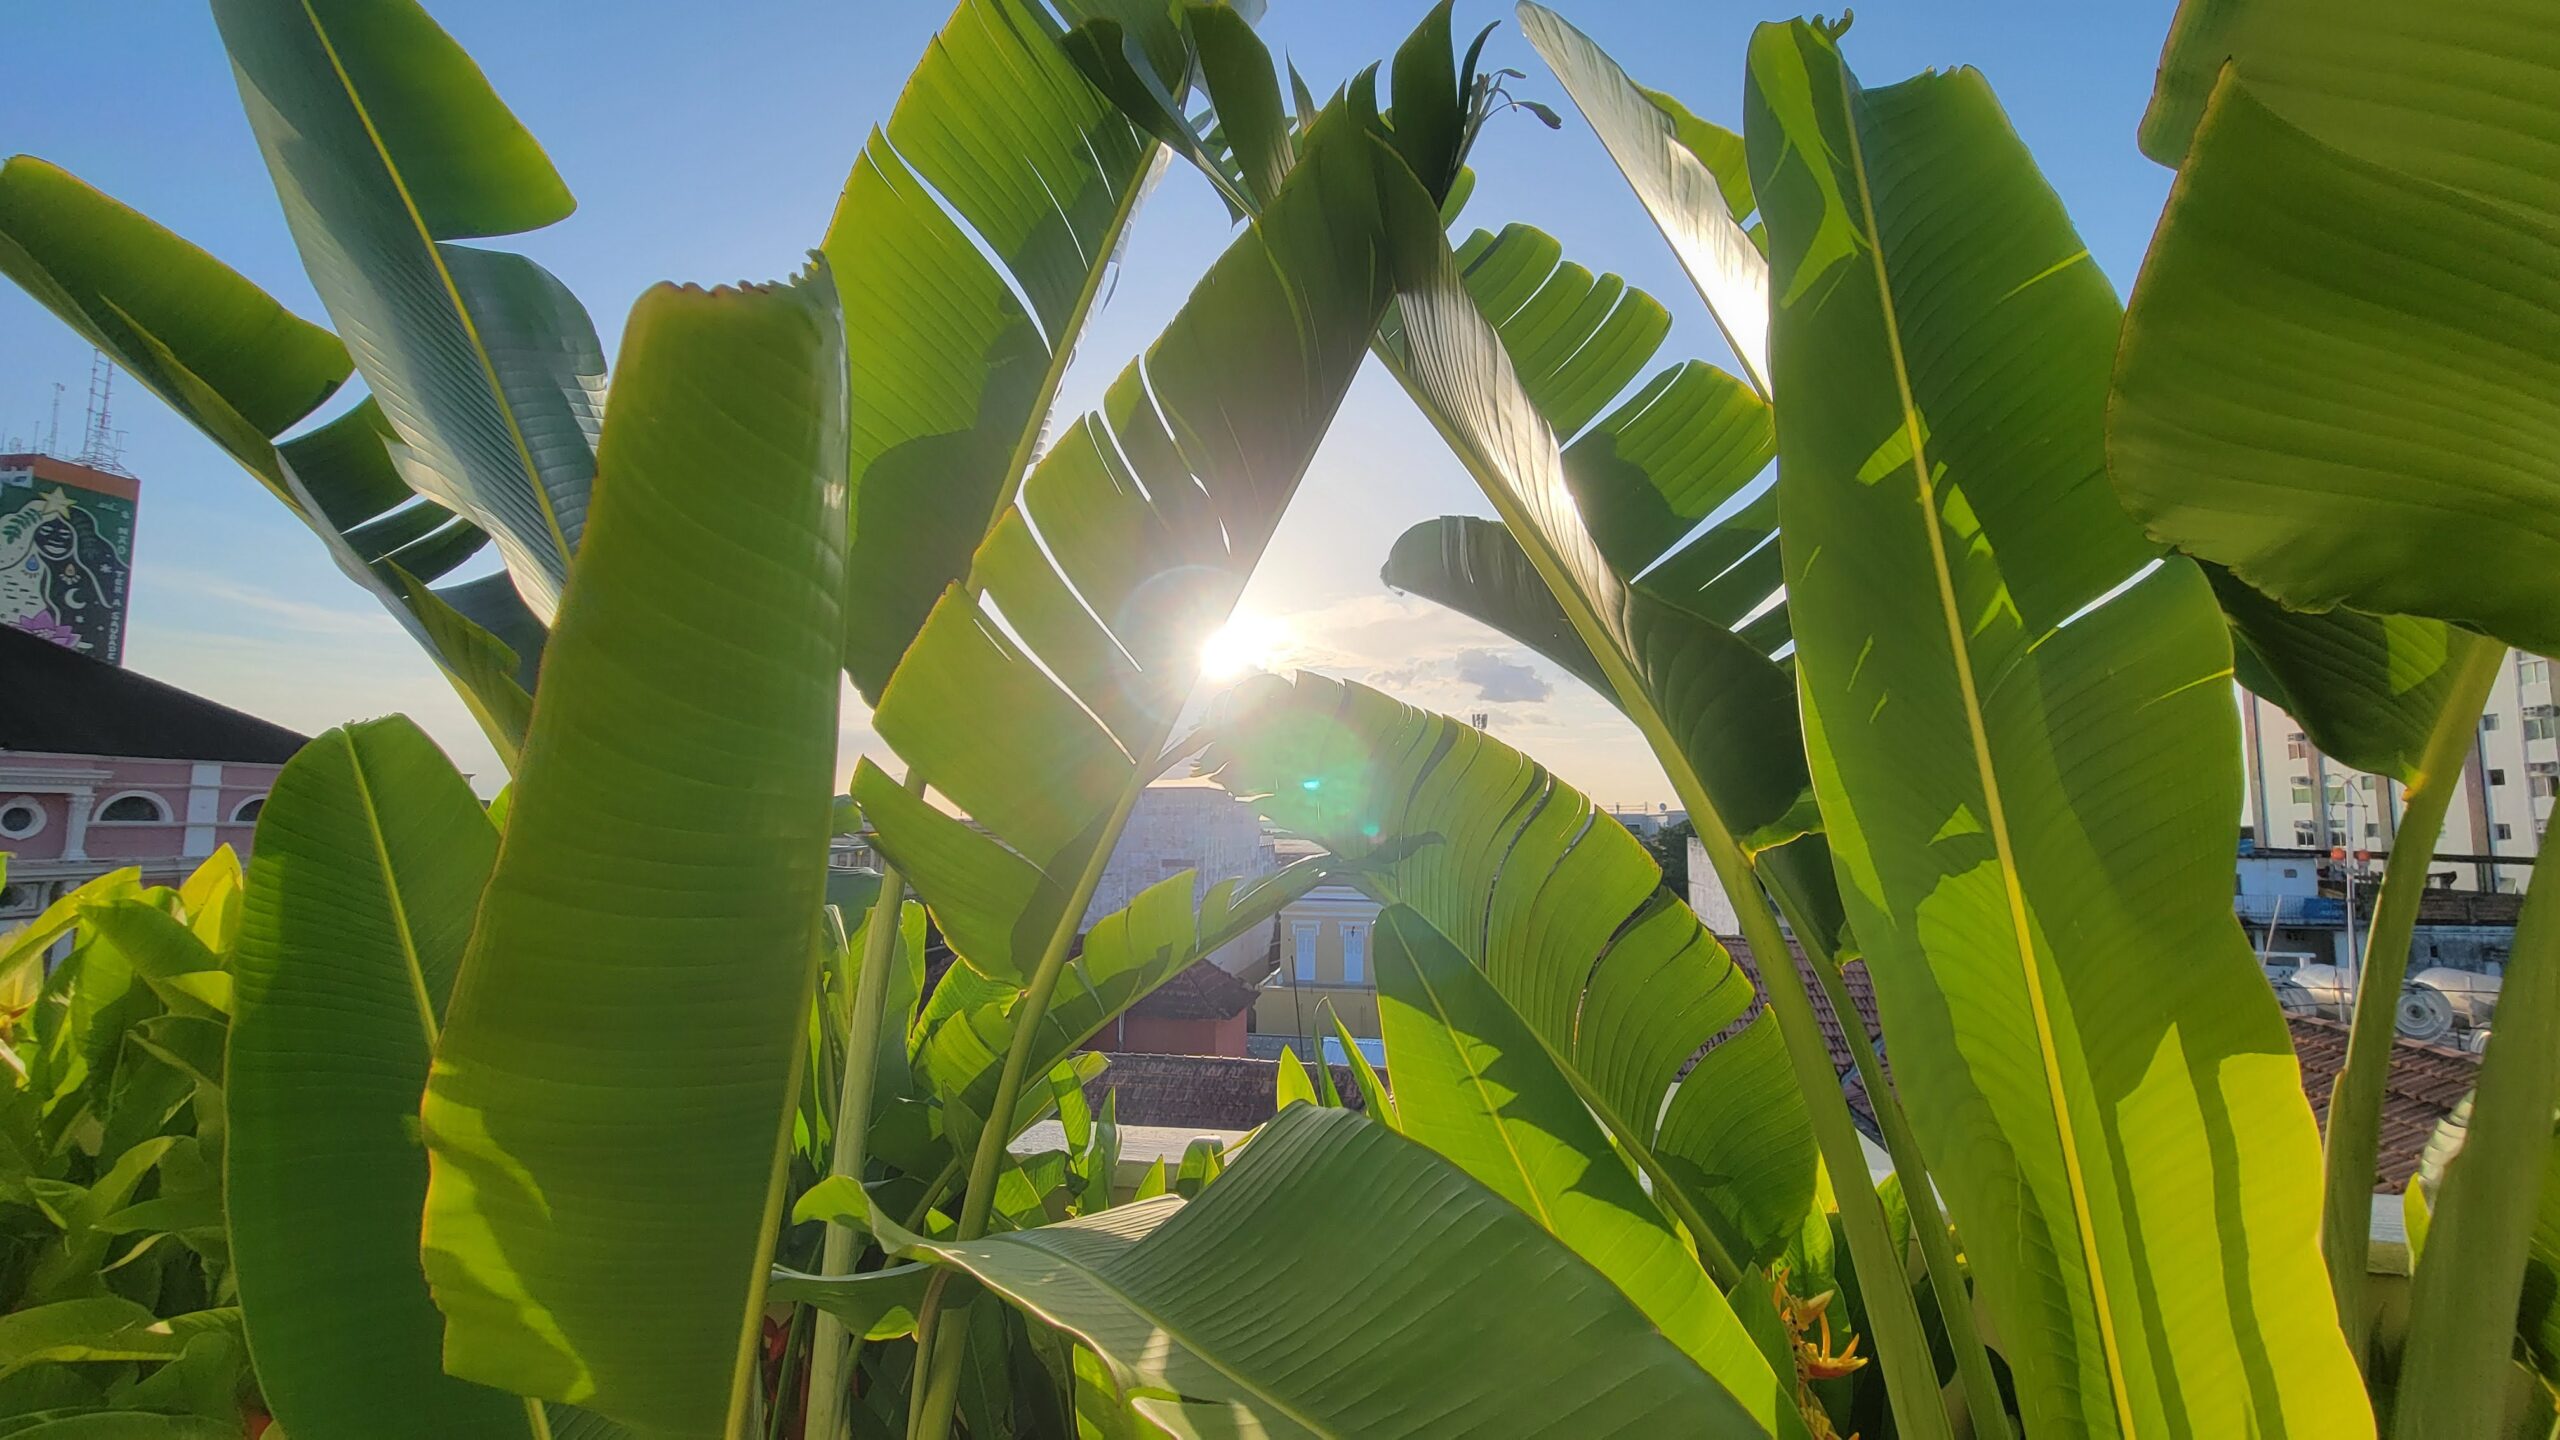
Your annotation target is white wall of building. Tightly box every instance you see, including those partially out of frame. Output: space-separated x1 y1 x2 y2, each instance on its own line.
2240 649 2550 892
1087 782 1276 973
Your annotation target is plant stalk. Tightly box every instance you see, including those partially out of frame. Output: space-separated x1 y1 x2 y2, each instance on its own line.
2320 641 2502 1364
804 855 917 1440
2392 837 2560 1438
1770 882 2013 1440
910 735 1172 1440
1691 813 1957 1440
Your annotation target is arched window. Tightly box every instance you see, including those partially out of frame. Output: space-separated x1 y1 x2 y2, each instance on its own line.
230 795 267 824
0 797 44 841
96 792 170 824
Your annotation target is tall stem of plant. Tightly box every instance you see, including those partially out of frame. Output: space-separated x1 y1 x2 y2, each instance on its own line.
804 843 918 1440
912 736 1171 1440
1769 882 2013 1440
2320 642 2502 1362
2392 837 2560 1438
1689 812 1955 1440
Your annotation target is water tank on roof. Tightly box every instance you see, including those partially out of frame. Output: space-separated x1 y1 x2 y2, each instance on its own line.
2279 964 2351 1021
2395 984 2455 1045
2408 967 2501 1030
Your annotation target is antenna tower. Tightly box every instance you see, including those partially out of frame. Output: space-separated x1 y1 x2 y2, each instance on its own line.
46 382 65 456
75 349 128 475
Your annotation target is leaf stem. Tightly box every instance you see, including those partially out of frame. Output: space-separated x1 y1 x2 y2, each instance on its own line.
912 731 1173 1440
2323 641 2503 1362
1771 882 2011 1440
805 850 917 1440
1691 813 1956 1440
2391 837 2560 1438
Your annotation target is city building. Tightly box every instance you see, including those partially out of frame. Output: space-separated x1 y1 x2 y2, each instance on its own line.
1251 837 1383 1044
1 624 304 925
2240 650 2551 892
1 452 139 666
1086 780 1276 978
1604 803 1686 841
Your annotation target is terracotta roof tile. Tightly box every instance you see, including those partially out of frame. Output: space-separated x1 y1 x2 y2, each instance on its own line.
1085 1051 1371 1131
2288 1016 2478 1193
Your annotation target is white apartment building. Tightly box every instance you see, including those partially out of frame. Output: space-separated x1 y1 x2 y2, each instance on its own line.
2240 649 2553 893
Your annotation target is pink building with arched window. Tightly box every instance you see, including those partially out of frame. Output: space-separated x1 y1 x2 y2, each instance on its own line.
0 624 304 924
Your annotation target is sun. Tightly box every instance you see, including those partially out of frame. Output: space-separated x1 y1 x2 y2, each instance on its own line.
1199 609 1290 681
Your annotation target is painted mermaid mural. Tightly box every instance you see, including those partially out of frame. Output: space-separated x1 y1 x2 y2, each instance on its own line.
0 471 134 663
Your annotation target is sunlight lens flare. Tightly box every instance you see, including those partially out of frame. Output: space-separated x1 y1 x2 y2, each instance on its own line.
1199 610 1290 681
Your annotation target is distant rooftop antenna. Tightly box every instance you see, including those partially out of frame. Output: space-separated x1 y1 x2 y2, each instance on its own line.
46 381 65 456
75 349 128 474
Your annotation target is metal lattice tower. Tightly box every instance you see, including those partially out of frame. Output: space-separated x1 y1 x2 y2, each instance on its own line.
75 349 128 475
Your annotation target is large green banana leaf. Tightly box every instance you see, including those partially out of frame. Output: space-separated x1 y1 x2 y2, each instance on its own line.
1516 2 1768 394
0 158 539 758
2112 2 2560 657
857 99 1413 1100
1744 20 2366 1436
227 717 535 1439
1378 515 1608 694
1371 909 1806 1439
2211 570 2504 786
2113 7 2560 1399
890 1104 1778 1437
824 0 1187 702
1357 59 1957 1426
209 0 600 624
419 269 848 1435
1374 221 1820 890
1206 672 1812 1270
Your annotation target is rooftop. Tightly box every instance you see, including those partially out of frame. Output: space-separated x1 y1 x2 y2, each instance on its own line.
1720 932 2470 1194
1083 1051 1372 1131
0 623 305 764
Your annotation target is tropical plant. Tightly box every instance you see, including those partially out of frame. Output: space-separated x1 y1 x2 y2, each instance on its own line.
0 855 258 1433
5 1 2557 1438
1369 0 2554 1435
2112 4 2560 1432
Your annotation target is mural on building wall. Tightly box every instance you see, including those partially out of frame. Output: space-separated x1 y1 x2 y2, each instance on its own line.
1 464 135 664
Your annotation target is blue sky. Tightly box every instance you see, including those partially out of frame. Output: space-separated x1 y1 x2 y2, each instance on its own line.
1 0 2175 803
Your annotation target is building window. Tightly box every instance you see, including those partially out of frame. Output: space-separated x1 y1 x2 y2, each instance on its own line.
2527 705 2559 742
1341 923 1368 984
0 797 44 841
2495 823 2515 842
2524 657 2551 688
2293 821 2318 846
2491 768 2510 786
1293 922 1318 982
2285 732 2308 760
2484 713 2502 731
230 796 267 824
95 792 170 824
2289 776 2314 804
2365 822 2381 839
